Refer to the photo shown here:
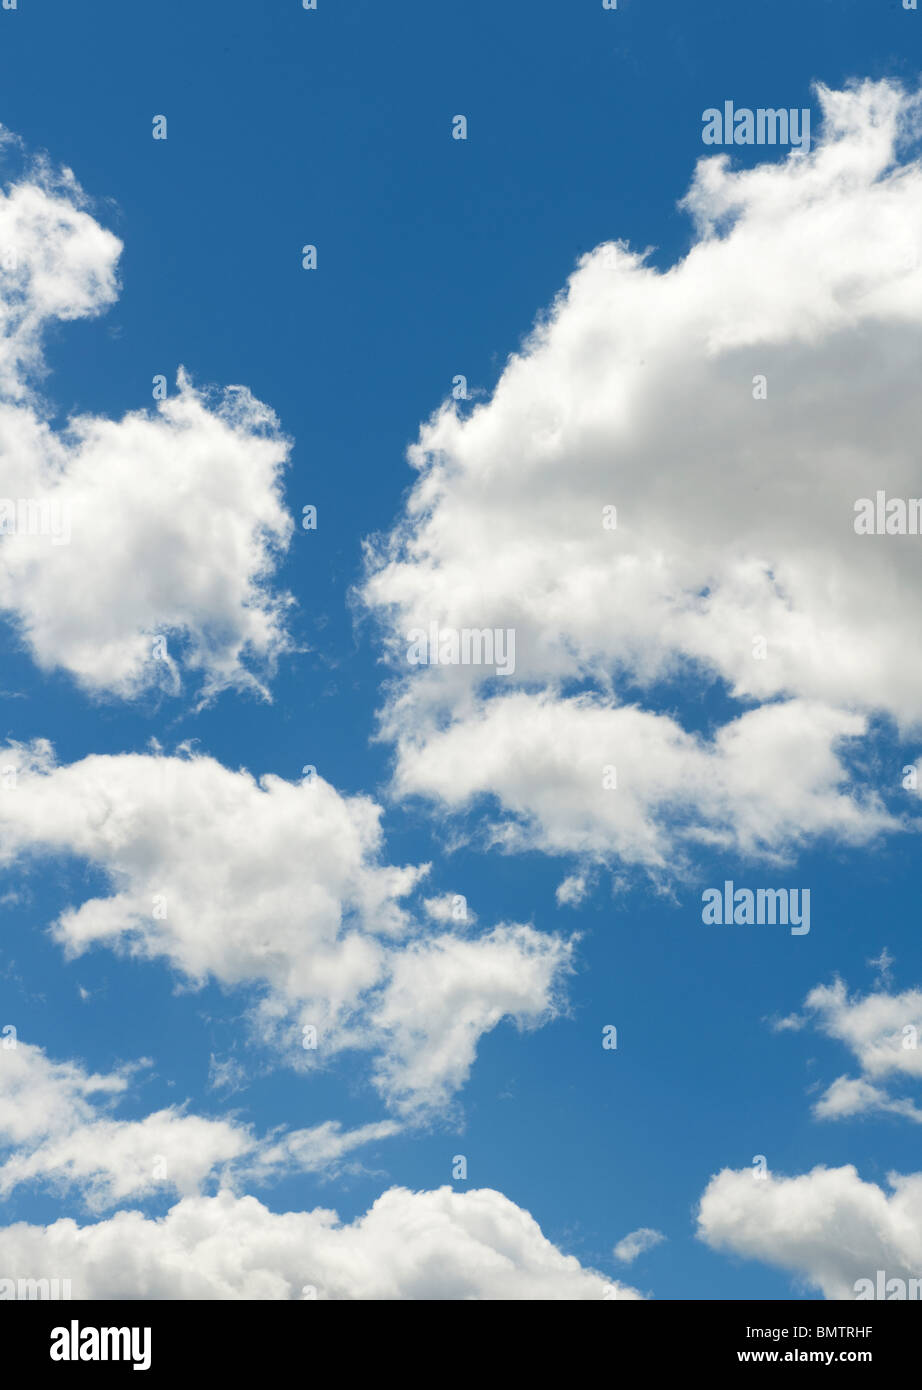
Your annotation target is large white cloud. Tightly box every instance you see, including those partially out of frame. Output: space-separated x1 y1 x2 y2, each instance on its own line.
0 742 572 1113
0 142 294 700
698 1164 922 1299
2 1051 627 1296
0 1185 640 1300
361 78 922 875
388 691 893 871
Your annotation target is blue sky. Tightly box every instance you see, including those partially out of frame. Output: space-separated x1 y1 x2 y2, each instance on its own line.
1 0 922 1301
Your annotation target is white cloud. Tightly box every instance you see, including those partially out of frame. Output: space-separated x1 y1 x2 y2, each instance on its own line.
0 1042 399 1211
0 1038 134 1148
422 892 476 925
207 1054 248 1095
613 1226 666 1263
698 1164 922 1299
0 1046 625 1300
0 1185 641 1299
369 925 572 1114
387 690 893 872
556 874 588 906
0 743 572 1113
0 376 295 702
361 79 922 874
239 1120 401 1187
812 1075 922 1125
0 144 294 701
804 979 922 1082
782 977 922 1122
0 147 120 398
0 1109 252 1212
771 1012 806 1032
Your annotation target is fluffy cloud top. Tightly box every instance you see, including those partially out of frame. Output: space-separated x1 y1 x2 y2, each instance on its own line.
0 1185 639 1300
0 743 572 1113
698 1164 922 1299
1 1044 622 1300
0 144 294 700
361 79 922 875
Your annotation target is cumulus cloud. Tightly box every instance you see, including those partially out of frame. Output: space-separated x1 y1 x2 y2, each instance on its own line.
0 144 121 397
0 1042 399 1211
361 78 922 876
698 1164 922 1299
0 1038 135 1148
0 1185 640 1299
781 977 922 1122
387 691 892 872
0 743 572 1113
369 925 572 1113
0 141 294 701
812 1075 922 1125
804 979 922 1082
